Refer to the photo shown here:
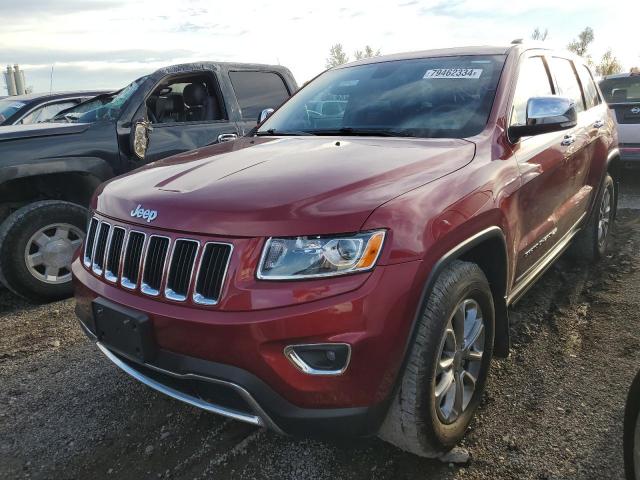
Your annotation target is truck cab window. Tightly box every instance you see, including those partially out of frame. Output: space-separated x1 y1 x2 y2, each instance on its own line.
146 74 224 124
229 71 290 120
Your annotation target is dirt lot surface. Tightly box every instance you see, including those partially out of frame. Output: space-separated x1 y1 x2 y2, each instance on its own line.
1 173 639 480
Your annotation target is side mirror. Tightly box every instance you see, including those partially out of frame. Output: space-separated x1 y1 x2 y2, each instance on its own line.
132 120 152 160
257 108 275 124
509 96 577 141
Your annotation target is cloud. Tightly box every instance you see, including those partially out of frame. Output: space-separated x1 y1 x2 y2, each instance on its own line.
0 48 194 65
0 0 126 16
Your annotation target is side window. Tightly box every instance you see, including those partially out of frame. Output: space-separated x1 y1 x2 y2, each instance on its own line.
145 73 225 125
511 56 553 126
20 101 76 124
229 71 290 121
577 64 601 109
550 57 585 113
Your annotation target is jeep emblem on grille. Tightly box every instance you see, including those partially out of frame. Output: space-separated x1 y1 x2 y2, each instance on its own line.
130 204 158 222
631 107 640 114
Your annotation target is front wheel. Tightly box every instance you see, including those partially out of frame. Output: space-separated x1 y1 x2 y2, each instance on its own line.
0 200 87 303
378 260 495 457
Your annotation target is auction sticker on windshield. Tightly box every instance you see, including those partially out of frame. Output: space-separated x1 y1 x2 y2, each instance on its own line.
424 68 482 79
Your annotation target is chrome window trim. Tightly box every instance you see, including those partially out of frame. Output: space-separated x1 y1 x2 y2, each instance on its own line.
104 226 127 283
192 242 234 306
140 235 171 297
120 230 147 290
164 238 200 302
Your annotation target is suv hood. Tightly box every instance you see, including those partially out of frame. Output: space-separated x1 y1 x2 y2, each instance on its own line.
96 136 475 237
0 122 90 142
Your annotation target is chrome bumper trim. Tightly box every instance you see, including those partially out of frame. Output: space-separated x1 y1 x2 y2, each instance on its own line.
95 342 281 432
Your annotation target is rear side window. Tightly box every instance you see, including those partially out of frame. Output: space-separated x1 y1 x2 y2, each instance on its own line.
577 65 601 109
511 56 553 126
229 71 290 120
550 57 585 112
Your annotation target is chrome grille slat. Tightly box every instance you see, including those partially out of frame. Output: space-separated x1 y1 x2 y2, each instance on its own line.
83 218 99 267
105 227 126 283
121 231 146 289
165 239 199 301
83 216 231 306
92 222 111 276
193 243 233 305
141 236 170 296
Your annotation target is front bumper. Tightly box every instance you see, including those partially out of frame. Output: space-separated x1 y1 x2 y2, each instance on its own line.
73 257 424 436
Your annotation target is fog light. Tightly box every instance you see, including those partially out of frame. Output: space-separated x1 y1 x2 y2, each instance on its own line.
284 343 351 375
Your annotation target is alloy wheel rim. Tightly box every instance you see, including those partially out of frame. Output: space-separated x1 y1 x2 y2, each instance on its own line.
24 223 84 284
598 187 612 247
435 298 485 425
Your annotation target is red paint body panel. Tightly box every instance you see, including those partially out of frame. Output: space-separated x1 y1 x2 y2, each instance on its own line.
75 45 618 421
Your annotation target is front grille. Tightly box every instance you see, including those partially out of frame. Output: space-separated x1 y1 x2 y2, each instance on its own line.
141 236 170 296
82 216 232 306
121 232 146 289
194 243 232 305
166 240 199 301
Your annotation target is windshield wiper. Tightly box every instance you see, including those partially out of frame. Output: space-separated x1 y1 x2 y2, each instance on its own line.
255 129 315 136
310 127 417 137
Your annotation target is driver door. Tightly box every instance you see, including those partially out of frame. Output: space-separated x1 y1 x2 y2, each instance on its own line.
133 71 239 165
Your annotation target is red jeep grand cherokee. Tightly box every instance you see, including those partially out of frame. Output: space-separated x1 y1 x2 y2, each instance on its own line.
74 44 619 457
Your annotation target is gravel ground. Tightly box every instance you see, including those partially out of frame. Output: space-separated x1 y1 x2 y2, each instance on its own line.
1 173 639 480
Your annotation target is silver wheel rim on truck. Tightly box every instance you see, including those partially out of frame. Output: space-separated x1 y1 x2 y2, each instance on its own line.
435 298 485 424
24 223 84 284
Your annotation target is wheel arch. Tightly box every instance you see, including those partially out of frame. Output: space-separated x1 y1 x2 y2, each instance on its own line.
0 164 108 223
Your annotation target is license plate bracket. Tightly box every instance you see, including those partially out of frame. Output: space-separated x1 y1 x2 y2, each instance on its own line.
92 298 155 362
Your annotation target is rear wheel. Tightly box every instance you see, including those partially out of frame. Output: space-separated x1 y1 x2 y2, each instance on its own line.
378 260 494 457
625 371 640 480
0 200 87 303
570 173 615 262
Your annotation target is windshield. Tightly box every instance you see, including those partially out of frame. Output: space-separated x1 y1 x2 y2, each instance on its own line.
599 76 640 103
51 93 116 122
0 99 26 123
258 55 505 138
76 76 146 122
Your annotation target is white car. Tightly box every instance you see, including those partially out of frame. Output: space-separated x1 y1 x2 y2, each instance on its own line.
600 72 640 169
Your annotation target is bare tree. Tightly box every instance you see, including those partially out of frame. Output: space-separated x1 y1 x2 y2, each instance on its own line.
567 27 594 59
354 45 381 60
326 44 349 69
596 49 623 77
531 27 549 41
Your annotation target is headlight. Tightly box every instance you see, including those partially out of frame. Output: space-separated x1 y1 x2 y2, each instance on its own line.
257 230 386 280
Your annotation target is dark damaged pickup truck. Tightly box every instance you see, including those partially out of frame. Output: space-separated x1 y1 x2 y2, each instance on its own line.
0 62 297 302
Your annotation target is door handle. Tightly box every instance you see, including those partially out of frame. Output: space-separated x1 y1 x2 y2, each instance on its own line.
593 119 605 129
217 133 238 143
561 134 576 146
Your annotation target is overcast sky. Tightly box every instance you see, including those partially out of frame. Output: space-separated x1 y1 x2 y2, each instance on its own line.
1 0 638 94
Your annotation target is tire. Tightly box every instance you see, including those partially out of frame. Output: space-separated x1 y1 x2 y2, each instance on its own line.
378 260 495 457
569 173 615 262
0 200 88 303
624 371 640 480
